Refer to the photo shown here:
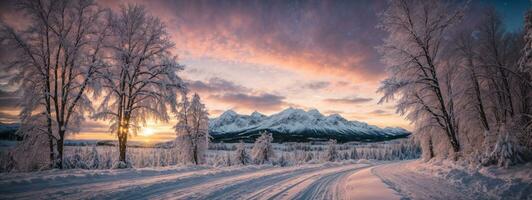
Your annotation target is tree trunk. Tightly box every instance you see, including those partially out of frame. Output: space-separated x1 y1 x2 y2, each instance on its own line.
426 55 461 153
470 69 490 131
119 133 128 162
428 136 434 159
193 142 198 165
57 137 64 169
48 136 55 168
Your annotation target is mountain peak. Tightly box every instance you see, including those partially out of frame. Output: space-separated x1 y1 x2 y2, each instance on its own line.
219 109 238 119
250 111 265 118
307 109 323 118
209 108 410 142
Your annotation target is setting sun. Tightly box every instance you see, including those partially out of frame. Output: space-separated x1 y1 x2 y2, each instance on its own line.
140 127 155 137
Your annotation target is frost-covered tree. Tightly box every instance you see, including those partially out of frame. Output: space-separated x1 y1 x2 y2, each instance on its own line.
377 0 466 154
88 146 100 169
519 10 532 146
175 93 209 165
94 5 184 165
323 139 338 162
0 0 110 168
252 132 275 164
234 141 251 165
350 146 358 160
521 9 532 75
379 1 531 165
456 9 529 164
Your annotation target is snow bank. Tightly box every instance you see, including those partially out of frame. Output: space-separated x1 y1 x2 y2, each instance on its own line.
422 160 532 200
373 160 532 200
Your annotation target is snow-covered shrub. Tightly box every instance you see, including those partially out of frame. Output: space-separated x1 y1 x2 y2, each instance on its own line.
274 153 289 167
350 147 358 160
482 125 525 168
252 132 275 164
213 152 233 167
323 139 338 162
64 147 89 169
113 159 133 169
10 130 50 171
87 146 100 169
234 141 251 165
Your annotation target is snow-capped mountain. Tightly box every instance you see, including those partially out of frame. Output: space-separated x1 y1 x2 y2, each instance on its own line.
209 108 410 142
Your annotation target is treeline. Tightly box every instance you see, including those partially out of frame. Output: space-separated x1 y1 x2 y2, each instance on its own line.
0 133 420 171
378 0 531 167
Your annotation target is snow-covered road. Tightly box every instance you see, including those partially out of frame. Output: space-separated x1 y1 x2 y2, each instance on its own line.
0 162 405 200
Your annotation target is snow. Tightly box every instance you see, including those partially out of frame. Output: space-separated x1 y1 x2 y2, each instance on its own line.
0 162 375 199
372 160 532 200
1 159 529 199
339 166 401 200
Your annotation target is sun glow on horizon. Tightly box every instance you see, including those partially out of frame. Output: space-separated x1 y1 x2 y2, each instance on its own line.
140 127 155 137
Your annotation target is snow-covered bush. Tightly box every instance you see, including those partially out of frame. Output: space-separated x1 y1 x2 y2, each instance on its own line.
87 146 100 169
323 139 338 162
113 161 132 169
213 152 233 167
234 141 251 165
64 147 89 169
10 129 50 171
274 153 289 167
482 125 526 168
350 147 358 160
251 132 275 164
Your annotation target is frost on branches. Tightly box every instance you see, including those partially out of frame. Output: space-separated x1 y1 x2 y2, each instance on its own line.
252 132 275 164
378 0 531 166
234 141 251 165
0 0 111 169
93 5 185 165
175 93 209 165
323 139 338 162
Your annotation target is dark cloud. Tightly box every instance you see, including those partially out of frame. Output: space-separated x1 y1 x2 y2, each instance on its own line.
0 90 19 110
301 81 330 90
369 109 393 116
210 93 286 111
323 97 373 104
80 121 112 133
187 77 250 94
323 110 345 115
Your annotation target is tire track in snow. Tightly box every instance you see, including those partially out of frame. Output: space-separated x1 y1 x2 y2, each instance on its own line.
146 165 324 200
291 166 363 200
0 166 209 196
246 164 371 200
1 162 388 200
1 166 269 199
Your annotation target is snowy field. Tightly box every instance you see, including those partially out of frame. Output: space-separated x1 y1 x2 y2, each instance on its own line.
1 140 530 200
0 138 420 171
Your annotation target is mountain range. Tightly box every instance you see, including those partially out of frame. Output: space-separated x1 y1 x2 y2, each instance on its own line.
209 108 410 143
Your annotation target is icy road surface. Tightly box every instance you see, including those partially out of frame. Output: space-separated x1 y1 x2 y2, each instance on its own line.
0 162 403 200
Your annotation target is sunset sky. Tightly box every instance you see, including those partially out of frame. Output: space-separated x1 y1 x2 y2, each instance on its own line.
0 0 530 142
